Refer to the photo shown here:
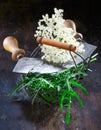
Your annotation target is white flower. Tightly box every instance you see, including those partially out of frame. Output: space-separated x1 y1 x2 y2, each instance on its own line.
34 8 85 64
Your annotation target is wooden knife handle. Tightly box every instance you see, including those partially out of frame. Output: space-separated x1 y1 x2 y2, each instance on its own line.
64 19 83 40
64 19 76 32
3 36 25 61
36 37 76 52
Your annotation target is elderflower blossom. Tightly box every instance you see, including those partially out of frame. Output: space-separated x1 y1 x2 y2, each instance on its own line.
34 8 85 64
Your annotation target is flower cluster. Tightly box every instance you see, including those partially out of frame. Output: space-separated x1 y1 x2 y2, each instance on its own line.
34 8 85 64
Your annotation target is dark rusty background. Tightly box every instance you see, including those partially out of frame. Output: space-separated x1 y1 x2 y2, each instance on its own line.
0 0 101 130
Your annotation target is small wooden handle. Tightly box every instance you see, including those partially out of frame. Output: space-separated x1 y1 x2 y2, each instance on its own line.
64 19 76 32
3 36 25 61
64 19 83 40
36 37 76 52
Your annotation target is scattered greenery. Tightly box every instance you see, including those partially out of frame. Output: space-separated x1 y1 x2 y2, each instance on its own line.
9 54 97 125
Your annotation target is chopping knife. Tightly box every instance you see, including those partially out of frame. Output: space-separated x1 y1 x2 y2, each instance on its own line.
3 36 76 74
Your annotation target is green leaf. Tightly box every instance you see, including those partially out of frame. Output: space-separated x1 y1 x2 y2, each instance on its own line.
70 90 84 107
60 89 68 110
90 57 97 63
9 82 24 98
66 105 71 124
32 87 41 104
69 79 88 94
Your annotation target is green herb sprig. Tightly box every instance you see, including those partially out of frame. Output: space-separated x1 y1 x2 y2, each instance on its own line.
9 54 97 124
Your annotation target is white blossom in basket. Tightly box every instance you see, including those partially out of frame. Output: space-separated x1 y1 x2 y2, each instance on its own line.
34 8 85 64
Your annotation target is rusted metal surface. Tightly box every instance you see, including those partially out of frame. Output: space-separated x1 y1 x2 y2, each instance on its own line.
0 1 101 129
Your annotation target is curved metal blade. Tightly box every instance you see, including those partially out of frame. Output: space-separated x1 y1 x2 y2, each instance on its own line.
13 42 97 74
